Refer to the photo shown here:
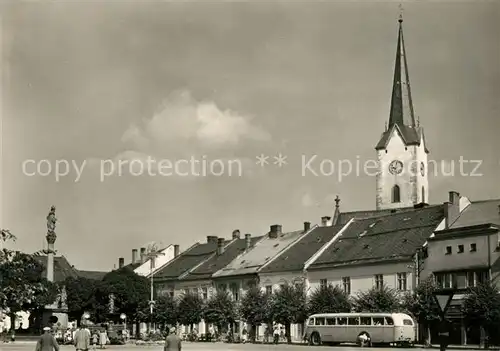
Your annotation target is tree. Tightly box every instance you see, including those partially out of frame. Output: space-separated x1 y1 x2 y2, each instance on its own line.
308 284 351 316
202 289 236 334
239 286 270 342
270 282 308 343
64 276 102 324
177 291 204 331
153 294 178 329
0 241 60 331
463 281 500 345
102 267 150 324
402 277 440 345
353 285 401 313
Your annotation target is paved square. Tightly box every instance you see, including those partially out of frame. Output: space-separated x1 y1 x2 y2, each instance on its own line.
1 342 414 351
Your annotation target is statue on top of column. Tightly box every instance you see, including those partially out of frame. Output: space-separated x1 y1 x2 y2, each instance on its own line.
46 206 58 245
47 206 57 234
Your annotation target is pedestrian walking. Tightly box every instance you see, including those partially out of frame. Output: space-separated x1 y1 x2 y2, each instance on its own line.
35 327 59 351
164 327 182 351
74 325 90 351
99 329 107 349
273 324 280 344
91 332 98 350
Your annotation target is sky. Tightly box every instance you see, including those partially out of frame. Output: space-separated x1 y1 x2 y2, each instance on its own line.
1 0 499 271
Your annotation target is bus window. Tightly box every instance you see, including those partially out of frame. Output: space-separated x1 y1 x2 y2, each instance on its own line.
308 318 315 326
337 317 347 325
315 317 325 325
348 317 360 325
403 319 413 326
360 317 371 325
326 318 336 326
372 317 384 326
384 317 394 325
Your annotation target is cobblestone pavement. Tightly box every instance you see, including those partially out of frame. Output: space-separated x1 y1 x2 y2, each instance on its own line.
0 342 416 351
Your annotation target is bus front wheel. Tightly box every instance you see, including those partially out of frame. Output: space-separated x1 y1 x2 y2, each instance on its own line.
309 332 321 346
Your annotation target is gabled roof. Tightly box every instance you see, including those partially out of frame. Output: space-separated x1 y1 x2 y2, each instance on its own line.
212 230 304 278
259 225 343 273
450 199 500 228
181 236 263 281
310 205 445 269
335 206 418 226
124 262 141 270
33 255 80 282
155 240 230 280
77 270 107 280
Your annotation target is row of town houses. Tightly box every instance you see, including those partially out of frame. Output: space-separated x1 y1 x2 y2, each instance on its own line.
121 191 500 344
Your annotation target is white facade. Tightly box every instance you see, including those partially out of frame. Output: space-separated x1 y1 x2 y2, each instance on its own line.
135 245 176 277
376 127 428 210
306 261 415 297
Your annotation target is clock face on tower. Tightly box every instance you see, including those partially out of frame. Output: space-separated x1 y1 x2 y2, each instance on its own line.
420 162 425 176
389 160 403 175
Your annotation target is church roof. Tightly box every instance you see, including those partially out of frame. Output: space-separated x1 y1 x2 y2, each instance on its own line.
180 236 263 281
375 17 429 153
310 204 444 270
388 17 415 128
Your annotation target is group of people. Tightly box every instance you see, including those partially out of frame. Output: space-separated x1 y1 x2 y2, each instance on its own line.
35 325 110 351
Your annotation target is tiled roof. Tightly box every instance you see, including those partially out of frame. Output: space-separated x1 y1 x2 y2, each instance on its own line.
77 270 107 280
212 230 304 278
310 205 444 269
181 236 263 281
33 255 80 283
155 240 230 280
450 199 500 228
336 206 417 225
259 225 343 273
124 262 141 270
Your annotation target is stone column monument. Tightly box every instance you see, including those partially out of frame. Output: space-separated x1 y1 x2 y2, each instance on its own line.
46 205 57 282
42 206 69 330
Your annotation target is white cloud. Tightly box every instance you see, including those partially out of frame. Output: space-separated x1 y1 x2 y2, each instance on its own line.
122 90 270 155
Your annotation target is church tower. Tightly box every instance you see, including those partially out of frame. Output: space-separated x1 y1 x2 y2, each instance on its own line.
375 15 429 210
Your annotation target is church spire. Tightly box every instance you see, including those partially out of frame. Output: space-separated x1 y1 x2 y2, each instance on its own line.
388 15 416 128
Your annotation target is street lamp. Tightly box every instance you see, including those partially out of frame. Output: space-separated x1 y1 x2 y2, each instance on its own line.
145 243 164 332
433 289 455 351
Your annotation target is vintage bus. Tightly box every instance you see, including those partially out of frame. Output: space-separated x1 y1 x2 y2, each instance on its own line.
303 312 415 347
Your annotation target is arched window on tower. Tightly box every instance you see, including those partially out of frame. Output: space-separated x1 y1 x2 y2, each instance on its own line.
392 185 401 203
422 186 425 203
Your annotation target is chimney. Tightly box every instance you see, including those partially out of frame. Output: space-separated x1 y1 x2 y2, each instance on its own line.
304 222 311 232
217 238 225 255
174 244 180 257
132 249 138 264
269 224 282 238
140 247 146 263
321 216 331 227
245 234 252 250
118 257 124 269
207 236 218 244
444 191 461 229
232 229 241 239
